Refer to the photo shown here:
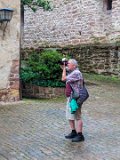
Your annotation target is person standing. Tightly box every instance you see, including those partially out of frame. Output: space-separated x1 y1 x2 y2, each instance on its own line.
61 59 84 142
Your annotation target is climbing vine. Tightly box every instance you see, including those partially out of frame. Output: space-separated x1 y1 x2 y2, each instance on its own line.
21 0 52 11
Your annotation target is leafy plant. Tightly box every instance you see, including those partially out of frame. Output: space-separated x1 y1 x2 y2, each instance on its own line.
21 0 52 11
20 49 68 87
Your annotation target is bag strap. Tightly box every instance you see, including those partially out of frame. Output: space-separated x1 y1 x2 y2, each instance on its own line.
79 79 85 87
70 79 84 91
69 83 74 92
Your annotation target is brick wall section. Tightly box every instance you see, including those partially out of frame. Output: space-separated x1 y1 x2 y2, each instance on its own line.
0 60 20 102
23 0 120 48
9 60 20 100
22 84 65 99
60 45 120 76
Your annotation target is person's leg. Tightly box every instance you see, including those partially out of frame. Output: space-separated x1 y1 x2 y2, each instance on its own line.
65 98 77 139
75 106 83 133
72 107 85 142
76 119 83 133
66 97 75 122
69 120 75 130
65 119 77 139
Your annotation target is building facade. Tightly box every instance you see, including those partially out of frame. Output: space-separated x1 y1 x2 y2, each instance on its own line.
22 0 120 76
0 0 20 102
23 0 120 47
0 0 120 102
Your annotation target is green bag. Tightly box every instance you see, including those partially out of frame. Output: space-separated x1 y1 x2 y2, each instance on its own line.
69 99 79 114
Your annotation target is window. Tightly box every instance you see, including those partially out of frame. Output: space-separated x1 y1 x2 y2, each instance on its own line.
103 0 112 11
107 0 112 10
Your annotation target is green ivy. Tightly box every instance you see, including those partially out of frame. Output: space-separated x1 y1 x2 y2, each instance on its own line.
21 0 52 11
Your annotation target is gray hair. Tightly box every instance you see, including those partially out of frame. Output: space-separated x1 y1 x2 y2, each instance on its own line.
68 59 78 67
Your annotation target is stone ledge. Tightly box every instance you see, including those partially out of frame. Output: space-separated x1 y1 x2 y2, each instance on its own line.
22 84 65 99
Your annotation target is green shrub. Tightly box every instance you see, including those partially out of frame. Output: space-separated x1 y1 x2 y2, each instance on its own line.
20 49 68 87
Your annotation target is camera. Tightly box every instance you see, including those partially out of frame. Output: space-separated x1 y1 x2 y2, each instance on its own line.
58 58 68 66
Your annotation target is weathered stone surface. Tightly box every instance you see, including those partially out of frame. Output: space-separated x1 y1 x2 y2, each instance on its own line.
21 0 120 78
22 83 65 99
23 0 120 48
0 0 20 102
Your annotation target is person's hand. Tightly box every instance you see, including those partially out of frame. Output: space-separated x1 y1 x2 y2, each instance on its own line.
60 63 66 70
60 65 64 70
63 62 66 69
61 62 66 81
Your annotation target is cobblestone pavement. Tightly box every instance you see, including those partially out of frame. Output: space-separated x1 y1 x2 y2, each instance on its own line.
0 82 120 160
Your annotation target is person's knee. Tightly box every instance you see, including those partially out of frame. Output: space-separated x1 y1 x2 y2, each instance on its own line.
75 114 81 121
76 119 83 125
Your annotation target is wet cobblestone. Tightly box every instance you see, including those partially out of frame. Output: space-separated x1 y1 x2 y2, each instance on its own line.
0 82 120 160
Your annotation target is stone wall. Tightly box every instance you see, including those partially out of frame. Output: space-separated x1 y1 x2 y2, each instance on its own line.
21 46 120 77
22 0 120 77
23 0 120 48
22 83 65 99
60 45 120 76
0 0 20 102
